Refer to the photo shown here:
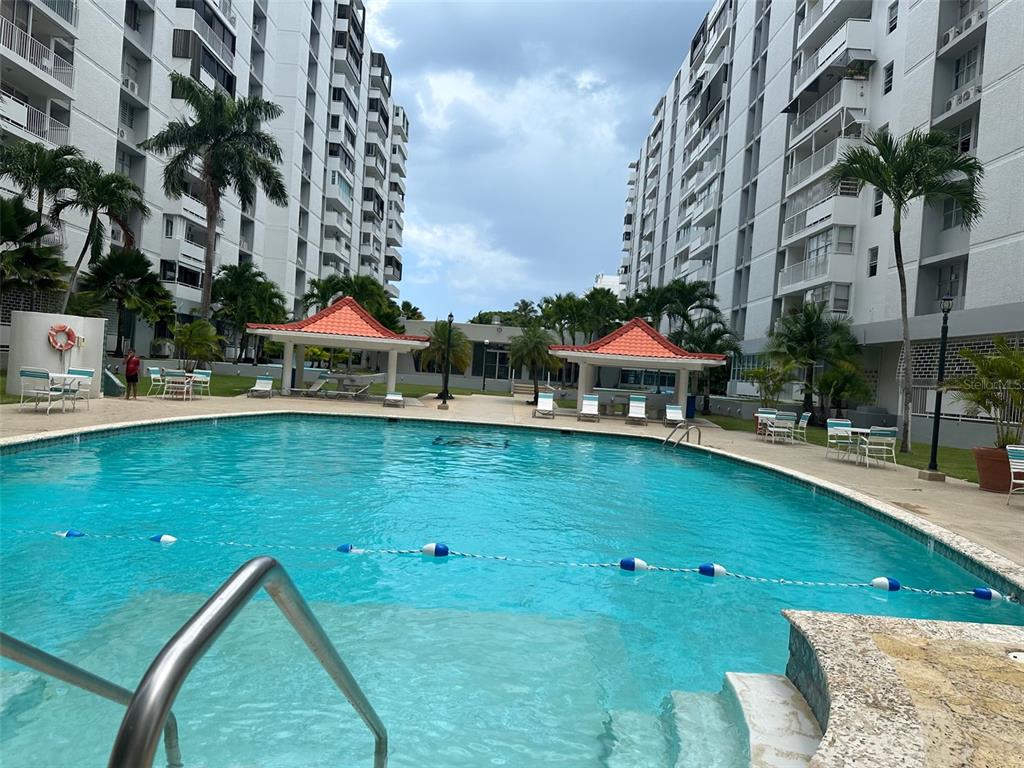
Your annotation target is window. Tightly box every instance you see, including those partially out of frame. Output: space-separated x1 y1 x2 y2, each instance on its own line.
937 263 963 299
942 198 964 229
883 62 894 94
868 246 879 277
163 216 174 239
873 188 883 216
331 87 343 102
330 114 340 130
834 225 855 254
955 119 973 153
115 150 132 176
119 103 135 128
328 142 341 157
806 229 832 264
954 48 979 89
160 259 177 281
887 2 898 33
833 284 850 314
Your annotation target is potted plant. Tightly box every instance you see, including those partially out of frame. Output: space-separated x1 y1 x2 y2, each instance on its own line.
943 337 1024 492
845 61 869 80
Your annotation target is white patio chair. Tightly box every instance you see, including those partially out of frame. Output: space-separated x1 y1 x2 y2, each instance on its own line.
65 367 95 410
825 418 854 459
383 392 405 408
792 411 811 443
767 411 797 444
19 367 66 414
162 370 192 401
1008 446 1024 505
300 376 329 397
191 369 212 398
625 394 648 425
858 426 898 468
146 367 165 396
533 391 555 419
577 393 600 422
248 375 275 398
664 403 685 427
754 408 777 440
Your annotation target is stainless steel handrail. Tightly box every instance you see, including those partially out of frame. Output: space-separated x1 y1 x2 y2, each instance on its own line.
0 632 184 768
107 556 387 768
662 423 702 447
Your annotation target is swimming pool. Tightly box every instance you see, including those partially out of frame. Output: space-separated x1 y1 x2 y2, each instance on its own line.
1 414 1020 767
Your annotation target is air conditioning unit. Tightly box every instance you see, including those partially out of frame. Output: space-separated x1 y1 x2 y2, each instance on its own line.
944 97 955 113
253 23 262 38
118 127 126 139
111 228 124 243
958 84 982 105
941 24 961 46
122 77 138 94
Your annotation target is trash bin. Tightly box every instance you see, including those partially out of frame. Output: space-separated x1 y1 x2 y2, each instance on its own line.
685 394 697 419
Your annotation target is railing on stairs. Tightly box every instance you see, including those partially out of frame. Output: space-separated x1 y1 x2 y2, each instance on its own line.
663 422 702 447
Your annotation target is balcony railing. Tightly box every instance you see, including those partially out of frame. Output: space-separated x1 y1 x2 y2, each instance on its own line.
791 79 843 137
41 0 78 26
786 135 862 190
792 18 872 90
0 17 75 89
797 0 841 40
778 255 829 289
0 95 70 145
193 13 233 64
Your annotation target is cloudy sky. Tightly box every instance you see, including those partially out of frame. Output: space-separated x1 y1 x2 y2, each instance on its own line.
366 0 711 320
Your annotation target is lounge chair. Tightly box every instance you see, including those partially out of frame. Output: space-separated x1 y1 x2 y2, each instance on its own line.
664 403 685 427
300 377 328 397
19 367 66 414
625 394 648 425
146 367 165 396
533 392 555 419
383 392 404 408
65 367 95 410
191 369 212 398
825 418 854 459
858 426 898 468
1007 445 1024 505
767 411 797 443
577 393 600 422
792 411 811 443
248 375 275 398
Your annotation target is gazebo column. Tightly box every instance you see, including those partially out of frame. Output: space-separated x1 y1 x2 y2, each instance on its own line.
577 362 593 413
295 345 306 391
281 341 294 395
385 348 398 393
676 368 690 408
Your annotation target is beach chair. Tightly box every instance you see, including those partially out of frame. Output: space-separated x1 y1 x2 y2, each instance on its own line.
383 392 405 408
191 369 212 398
858 426 898 468
300 377 328 397
1007 445 1024 505
767 411 797 443
19 367 66 414
146 367 165 396
577 393 600 422
792 411 811 443
754 408 777 439
248 375 275 398
825 418 854 459
664 403 685 427
625 394 648 425
533 392 555 419
65 367 95 410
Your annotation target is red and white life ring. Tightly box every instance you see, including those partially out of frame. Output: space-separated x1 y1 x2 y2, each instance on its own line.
48 323 77 352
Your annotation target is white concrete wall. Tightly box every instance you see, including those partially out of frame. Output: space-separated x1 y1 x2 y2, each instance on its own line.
6 311 108 398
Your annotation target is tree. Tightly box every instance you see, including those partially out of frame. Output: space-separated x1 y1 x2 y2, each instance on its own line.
400 300 424 320
814 360 873 419
139 72 288 319
670 313 740 414
212 262 285 361
419 320 471 388
248 279 289 362
665 279 717 331
581 287 622 341
748 360 799 409
52 160 149 310
768 302 859 422
0 195 68 307
173 319 223 371
78 249 175 354
301 274 348 313
512 298 538 325
944 337 1024 448
509 322 562 404
0 142 81 234
830 128 983 451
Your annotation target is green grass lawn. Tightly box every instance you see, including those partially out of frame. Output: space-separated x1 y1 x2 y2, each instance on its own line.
367 382 510 398
0 374 18 404
702 413 979 484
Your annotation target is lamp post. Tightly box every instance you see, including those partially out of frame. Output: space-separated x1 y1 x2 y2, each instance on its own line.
481 338 490 391
440 312 454 403
922 294 955 481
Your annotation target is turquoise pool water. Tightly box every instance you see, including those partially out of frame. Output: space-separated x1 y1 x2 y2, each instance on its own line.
1 415 1020 767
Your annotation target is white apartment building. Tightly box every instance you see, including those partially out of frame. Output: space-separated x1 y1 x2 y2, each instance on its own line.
619 0 1023 420
1 0 408 351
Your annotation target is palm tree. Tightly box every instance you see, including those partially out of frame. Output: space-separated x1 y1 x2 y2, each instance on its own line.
78 249 174 354
139 72 288 319
830 128 983 450
400 300 424 320
665 279 717 331
173 319 223 371
768 302 860 422
419 320 471 391
52 160 149 310
213 262 281 360
670 313 740 414
0 195 69 307
249 279 288 362
509 322 562 404
748 360 800 409
814 360 873 419
301 274 348 313
512 298 538 326
582 287 622 341
0 142 81 233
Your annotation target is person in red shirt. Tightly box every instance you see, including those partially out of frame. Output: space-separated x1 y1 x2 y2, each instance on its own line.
123 349 141 400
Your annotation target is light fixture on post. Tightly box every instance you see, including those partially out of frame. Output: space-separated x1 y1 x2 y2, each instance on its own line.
920 294 955 481
439 312 454 404
482 339 490 392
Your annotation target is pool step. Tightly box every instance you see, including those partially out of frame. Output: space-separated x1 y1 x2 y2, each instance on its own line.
602 709 671 767
667 689 747 768
724 673 821 768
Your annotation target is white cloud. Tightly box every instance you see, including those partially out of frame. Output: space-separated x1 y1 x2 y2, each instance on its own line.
364 0 401 50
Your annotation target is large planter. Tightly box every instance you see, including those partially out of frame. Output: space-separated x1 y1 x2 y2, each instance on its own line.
972 446 1011 493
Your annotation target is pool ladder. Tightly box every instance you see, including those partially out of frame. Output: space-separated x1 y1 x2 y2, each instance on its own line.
1 556 388 768
663 422 702 448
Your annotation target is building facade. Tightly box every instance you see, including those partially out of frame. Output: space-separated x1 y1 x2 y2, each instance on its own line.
618 0 1023 418
1 0 408 350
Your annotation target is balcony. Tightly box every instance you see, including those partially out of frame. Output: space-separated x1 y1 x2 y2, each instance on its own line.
0 95 70 145
786 136 861 192
390 149 406 178
692 120 723 164
0 17 75 91
323 209 346 234
777 252 855 296
40 0 79 27
193 12 233 66
781 185 859 245
790 78 868 144
937 1 987 56
687 188 718 226
386 221 402 246
689 227 714 259
792 19 874 96
933 78 982 126
797 0 871 49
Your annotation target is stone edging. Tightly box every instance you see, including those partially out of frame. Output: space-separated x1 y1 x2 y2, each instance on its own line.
2 408 1021 601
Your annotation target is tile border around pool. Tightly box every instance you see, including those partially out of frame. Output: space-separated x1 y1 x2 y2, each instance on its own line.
2 409 1022 602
